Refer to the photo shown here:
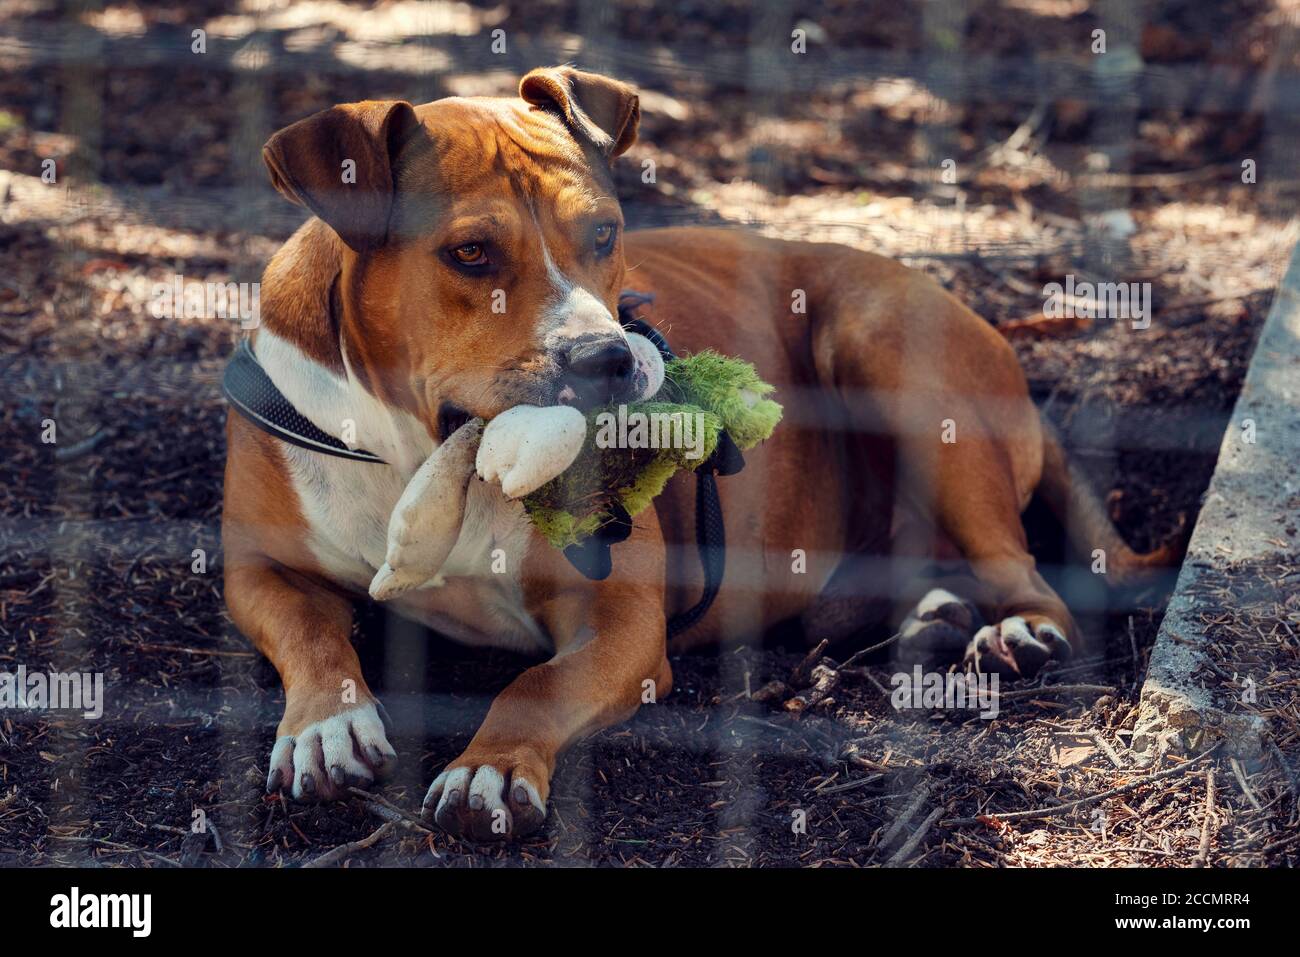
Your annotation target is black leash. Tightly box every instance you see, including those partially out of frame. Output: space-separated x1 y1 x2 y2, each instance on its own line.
220 292 736 638
620 307 744 639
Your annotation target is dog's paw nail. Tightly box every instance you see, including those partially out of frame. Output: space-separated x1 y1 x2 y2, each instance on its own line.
300 772 316 796
266 768 282 793
1035 623 1072 659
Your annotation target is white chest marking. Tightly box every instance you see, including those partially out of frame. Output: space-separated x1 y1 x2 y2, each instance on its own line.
254 331 549 654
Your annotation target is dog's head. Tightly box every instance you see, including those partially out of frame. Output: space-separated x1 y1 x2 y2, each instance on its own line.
262 67 641 438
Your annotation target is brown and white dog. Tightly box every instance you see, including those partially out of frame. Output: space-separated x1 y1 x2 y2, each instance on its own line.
222 67 1174 840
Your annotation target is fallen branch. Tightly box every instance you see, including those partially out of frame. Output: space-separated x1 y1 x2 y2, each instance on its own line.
837 630 904 671
302 822 394 868
878 784 931 851
784 663 839 713
209 820 224 854
1128 615 1140 682
54 427 114 462
1090 731 1128 769
1195 767 1216 867
886 804 946 867
945 744 1221 827
1230 757 1263 811
991 683 1116 701
790 639 829 687
749 679 790 704
123 641 255 658
811 773 884 796
839 667 890 695
347 786 436 835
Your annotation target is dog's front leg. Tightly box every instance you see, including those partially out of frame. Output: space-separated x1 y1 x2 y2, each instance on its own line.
226 562 397 801
423 520 672 842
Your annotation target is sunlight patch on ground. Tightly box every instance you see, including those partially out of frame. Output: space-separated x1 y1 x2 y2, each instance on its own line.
207 0 507 41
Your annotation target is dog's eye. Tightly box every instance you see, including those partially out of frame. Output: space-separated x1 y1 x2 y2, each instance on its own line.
450 243 488 267
594 223 616 255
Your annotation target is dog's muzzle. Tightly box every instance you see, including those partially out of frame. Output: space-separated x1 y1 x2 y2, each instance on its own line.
557 337 635 409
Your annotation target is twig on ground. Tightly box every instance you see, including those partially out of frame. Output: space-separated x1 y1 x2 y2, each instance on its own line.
1230 757 1263 811
1260 830 1300 856
886 804 946 867
790 639 829 687
347 787 436 835
878 784 931 851
209 819 223 854
812 773 883 796
302 822 394 868
839 666 891 695
838 631 904 671
54 426 113 462
139 851 182 867
47 834 136 849
1196 766 1216 867
1090 731 1128 769
136 464 201 488
785 663 839 713
123 641 254 658
749 679 790 703
992 684 1116 701
945 745 1222 826
1128 616 1140 681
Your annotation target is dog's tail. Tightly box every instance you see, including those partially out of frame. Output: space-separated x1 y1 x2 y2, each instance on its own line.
1036 417 1186 586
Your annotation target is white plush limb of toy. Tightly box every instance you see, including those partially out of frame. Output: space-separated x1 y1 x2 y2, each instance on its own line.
476 404 588 499
369 418 483 601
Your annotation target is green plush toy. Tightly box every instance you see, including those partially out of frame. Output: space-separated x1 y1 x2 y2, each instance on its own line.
523 350 784 548
369 333 782 600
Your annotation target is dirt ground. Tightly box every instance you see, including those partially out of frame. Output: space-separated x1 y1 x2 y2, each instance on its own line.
1 1 1298 867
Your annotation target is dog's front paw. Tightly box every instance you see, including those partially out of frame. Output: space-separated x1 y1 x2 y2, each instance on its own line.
422 748 549 842
963 615 1072 678
267 701 397 802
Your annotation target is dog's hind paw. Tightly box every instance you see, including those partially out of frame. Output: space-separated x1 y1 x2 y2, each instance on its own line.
963 616 1071 679
266 701 397 802
893 588 984 669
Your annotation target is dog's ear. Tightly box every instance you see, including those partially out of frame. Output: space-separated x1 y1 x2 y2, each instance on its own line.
519 67 639 159
263 100 420 252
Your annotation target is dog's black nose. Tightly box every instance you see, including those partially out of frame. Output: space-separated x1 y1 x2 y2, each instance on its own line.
564 338 634 406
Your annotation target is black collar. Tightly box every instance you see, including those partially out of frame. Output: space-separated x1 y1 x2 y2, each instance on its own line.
222 338 383 463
